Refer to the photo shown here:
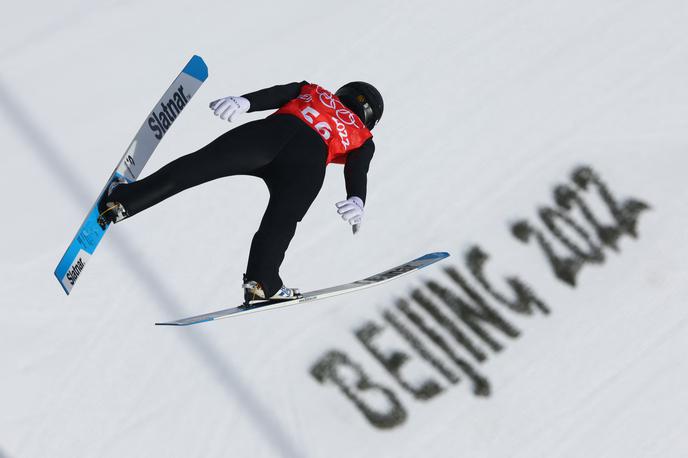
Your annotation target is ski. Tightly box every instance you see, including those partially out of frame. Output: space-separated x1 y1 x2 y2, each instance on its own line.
155 252 450 326
54 55 208 294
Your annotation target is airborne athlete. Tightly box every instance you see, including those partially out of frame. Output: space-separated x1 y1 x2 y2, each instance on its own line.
97 81 384 305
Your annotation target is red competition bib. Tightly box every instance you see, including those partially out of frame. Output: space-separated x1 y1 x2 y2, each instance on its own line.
275 84 372 164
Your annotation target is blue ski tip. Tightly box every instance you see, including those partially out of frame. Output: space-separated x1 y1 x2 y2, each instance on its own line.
416 252 450 261
183 55 208 82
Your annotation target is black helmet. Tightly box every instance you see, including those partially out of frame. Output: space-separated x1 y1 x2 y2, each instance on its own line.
335 81 383 130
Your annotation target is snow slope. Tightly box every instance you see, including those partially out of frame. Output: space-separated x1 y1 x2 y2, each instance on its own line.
1 0 688 457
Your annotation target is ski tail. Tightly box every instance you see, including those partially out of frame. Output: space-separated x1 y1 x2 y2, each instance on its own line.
54 55 208 294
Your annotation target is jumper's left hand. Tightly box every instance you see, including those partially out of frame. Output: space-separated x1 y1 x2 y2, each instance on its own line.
335 196 364 233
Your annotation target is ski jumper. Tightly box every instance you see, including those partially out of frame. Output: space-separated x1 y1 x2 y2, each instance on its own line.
105 82 375 297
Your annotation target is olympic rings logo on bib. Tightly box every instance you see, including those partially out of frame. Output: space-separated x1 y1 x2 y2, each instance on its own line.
276 84 372 165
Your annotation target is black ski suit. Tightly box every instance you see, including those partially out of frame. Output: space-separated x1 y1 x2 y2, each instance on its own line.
105 81 375 296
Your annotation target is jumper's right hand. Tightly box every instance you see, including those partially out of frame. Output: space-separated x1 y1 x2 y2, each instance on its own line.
209 96 250 122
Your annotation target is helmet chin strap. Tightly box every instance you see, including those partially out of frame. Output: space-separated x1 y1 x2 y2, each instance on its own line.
360 100 375 129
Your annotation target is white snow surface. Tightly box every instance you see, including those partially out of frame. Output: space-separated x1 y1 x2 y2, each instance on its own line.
2 1 688 457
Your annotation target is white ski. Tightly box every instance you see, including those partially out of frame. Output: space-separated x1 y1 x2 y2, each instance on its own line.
156 252 450 326
54 55 208 294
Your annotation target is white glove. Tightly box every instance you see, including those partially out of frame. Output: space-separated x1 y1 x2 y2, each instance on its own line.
209 96 250 122
336 196 364 233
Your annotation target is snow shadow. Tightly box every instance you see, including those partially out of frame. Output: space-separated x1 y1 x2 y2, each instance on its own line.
0 78 307 458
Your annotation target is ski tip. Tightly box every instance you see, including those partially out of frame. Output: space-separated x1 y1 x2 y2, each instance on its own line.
184 55 208 82
417 251 450 261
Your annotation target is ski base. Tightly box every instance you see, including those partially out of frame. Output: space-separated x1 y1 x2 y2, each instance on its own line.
54 55 208 294
156 252 450 326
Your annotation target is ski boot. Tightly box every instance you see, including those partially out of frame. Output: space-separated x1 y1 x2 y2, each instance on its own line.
242 276 301 306
97 177 129 229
